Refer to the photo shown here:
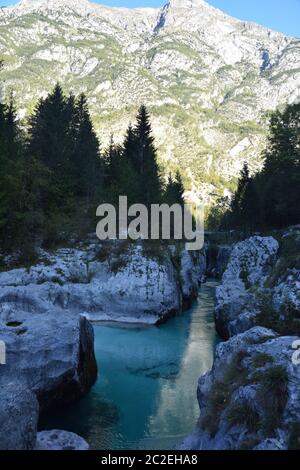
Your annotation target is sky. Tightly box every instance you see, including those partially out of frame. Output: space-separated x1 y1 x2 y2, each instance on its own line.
0 0 299 38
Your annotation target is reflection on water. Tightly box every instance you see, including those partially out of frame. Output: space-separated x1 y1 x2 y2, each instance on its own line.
39 280 219 450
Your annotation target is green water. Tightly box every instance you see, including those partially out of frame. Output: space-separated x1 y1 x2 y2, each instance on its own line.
40 280 219 450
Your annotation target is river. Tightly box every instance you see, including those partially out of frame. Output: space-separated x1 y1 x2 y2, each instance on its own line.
39 280 219 450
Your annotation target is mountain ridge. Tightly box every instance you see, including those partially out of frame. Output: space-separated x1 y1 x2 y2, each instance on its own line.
0 0 299 201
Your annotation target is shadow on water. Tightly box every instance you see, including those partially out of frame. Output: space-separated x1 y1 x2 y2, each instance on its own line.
39 280 220 450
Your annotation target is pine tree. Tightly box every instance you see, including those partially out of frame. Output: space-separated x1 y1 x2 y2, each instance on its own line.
27 83 74 220
132 105 163 206
73 93 103 203
229 162 250 226
0 94 45 256
262 103 300 228
165 170 185 206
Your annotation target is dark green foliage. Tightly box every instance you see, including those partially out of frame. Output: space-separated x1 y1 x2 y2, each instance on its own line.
0 93 45 256
226 403 260 433
200 351 248 436
221 103 300 231
0 83 104 262
164 170 185 206
0 81 182 262
28 84 103 232
225 162 259 232
256 296 300 336
130 105 162 207
257 365 289 434
252 353 274 368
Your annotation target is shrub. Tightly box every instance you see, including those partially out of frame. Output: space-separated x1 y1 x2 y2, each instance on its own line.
252 353 274 368
255 365 289 434
201 351 249 436
226 402 260 433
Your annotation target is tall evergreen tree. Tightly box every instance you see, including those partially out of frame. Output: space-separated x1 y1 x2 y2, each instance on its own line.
229 162 250 225
262 103 300 228
164 170 185 206
73 93 103 203
132 105 163 206
27 83 74 218
223 104 300 231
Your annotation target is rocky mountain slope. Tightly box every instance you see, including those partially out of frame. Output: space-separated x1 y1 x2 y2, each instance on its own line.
0 0 299 199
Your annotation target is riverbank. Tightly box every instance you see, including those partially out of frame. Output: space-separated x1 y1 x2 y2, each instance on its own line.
39 281 219 450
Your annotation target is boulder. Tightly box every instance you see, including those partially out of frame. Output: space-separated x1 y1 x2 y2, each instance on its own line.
0 309 97 411
35 430 89 450
180 327 300 450
0 381 39 450
215 236 279 338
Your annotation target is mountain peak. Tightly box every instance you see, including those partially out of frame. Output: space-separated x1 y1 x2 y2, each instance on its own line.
18 0 90 6
167 0 208 8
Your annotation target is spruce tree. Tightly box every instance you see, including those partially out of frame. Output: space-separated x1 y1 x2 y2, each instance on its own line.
262 103 300 228
73 93 103 203
132 105 162 207
165 170 185 206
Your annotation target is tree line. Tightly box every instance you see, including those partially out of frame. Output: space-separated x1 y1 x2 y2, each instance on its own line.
210 103 300 232
0 84 184 262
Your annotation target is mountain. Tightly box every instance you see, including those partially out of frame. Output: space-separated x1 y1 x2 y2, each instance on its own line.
0 0 299 201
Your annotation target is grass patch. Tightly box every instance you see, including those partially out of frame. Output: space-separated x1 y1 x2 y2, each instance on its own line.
256 296 300 336
252 353 274 368
141 240 167 263
201 351 248 436
226 403 260 433
254 365 289 434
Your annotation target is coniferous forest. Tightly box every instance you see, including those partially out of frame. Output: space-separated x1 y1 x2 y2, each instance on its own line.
209 103 300 233
0 84 185 262
1 82 299 264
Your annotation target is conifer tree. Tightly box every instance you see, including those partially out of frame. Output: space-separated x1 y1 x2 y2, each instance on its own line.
165 170 185 206
73 93 103 203
132 105 162 206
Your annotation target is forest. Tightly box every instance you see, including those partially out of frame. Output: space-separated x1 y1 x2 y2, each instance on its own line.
0 80 299 265
0 84 184 263
208 103 300 233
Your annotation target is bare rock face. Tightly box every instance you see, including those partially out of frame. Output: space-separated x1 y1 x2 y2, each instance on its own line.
215 228 300 339
180 327 300 450
0 242 204 325
0 381 39 450
215 236 279 338
180 227 300 451
35 430 89 450
180 248 206 309
0 310 97 412
0 287 97 449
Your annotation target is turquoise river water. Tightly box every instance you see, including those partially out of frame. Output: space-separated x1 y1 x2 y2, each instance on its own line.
40 280 219 450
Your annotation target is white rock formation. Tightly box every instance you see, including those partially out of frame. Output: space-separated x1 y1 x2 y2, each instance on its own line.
0 381 39 450
35 430 89 450
215 236 279 337
0 242 205 325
